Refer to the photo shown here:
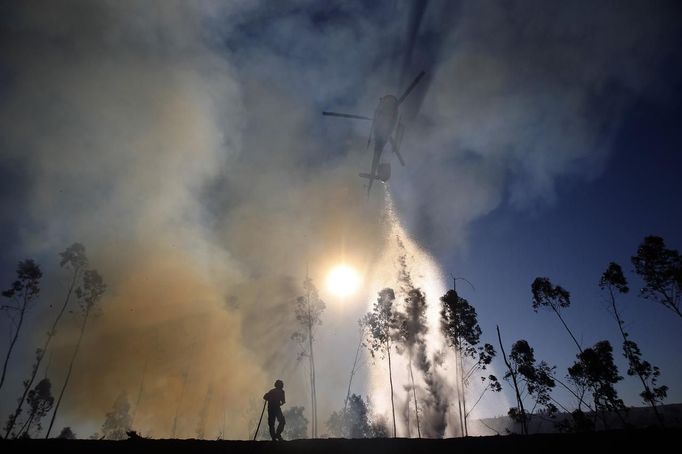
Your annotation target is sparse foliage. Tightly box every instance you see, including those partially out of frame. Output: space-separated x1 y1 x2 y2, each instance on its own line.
46 268 106 438
441 290 497 436
361 288 400 437
631 235 682 319
497 327 556 435
291 275 325 438
568 340 626 426
57 427 76 439
600 262 667 424
327 394 370 438
394 287 426 438
101 393 132 440
531 277 581 351
10 378 54 438
5 243 88 438
328 394 389 439
1 259 42 390
508 341 557 417
283 406 308 440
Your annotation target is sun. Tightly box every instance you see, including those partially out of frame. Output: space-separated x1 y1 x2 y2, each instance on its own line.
326 264 362 298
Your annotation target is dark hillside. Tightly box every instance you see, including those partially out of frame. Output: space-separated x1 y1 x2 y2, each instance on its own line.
2 427 679 454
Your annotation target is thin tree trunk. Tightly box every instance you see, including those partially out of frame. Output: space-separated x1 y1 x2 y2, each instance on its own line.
407 359 421 438
45 309 90 438
551 305 582 353
17 410 35 438
344 337 363 411
386 339 396 438
5 268 80 438
459 351 468 436
172 367 190 438
455 347 464 436
307 318 317 438
466 386 489 418
609 287 663 425
130 360 148 430
553 375 593 412
306 287 317 438
497 326 527 435
405 392 411 437
310 336 317 438
0 288 29 390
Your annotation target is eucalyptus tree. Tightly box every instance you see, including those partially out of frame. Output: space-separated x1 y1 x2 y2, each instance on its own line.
282 406 308 440
46 269 106 438
568 340 626 427
1 259 42 391
101 393 132 440
11 378 54 438
441 289 497 436
5 243 87 438
496 327 556 435
600 262 667 424
631 235 682 319
531 277 580 351
361 288 400 437
394 288 426 438
292 275 325 438
327 394 372 438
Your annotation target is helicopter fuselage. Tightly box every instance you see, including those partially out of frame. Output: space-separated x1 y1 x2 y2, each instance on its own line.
372 95 399 148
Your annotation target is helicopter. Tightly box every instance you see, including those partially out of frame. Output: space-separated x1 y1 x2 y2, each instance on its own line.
323 71 425 195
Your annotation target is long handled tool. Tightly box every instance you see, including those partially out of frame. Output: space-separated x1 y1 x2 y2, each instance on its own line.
253 401 266 441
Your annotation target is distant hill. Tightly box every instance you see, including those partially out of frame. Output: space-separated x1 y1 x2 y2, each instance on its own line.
470 403 682 435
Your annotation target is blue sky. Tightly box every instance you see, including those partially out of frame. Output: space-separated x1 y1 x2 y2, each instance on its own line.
453 81 682 406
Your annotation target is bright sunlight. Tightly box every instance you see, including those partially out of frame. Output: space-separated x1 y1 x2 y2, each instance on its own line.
326 264 362 298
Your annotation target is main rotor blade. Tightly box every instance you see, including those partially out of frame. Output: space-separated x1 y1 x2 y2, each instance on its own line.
397 70 426 105
322 112 372 121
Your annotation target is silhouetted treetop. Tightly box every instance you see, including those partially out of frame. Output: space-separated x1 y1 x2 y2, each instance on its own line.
59 243 88 270
599 262 629 294
568 340 625 415
440 289 482 357
361 288 400 358
76 269 106 314
631 235 682 318
1 259 43 391
2 259 42 300
531 277 570 312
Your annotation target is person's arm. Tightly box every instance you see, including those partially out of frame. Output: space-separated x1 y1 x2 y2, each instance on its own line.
263 391 269 401
281 390 286 405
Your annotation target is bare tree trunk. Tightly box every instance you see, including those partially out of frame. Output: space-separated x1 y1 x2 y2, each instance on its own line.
608 287 663 425
386 339 396 438
171 367 190 438
454 347 464 436
459 351 468 436
309 332 317 438
130 360 148 430
497 326 527 435
551 306 582 353
17 410 35 438
0 288 29 390
407 359 421 438
451 318 465 437
344 337 363 411
306 287 317 438
45 309 90 438
5 269 80 438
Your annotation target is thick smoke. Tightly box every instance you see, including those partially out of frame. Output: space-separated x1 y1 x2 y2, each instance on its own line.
0 0 679 439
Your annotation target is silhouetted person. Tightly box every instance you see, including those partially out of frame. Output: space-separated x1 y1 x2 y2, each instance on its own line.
263 379 286 440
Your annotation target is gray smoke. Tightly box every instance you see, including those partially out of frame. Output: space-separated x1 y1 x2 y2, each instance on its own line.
0 0 679 439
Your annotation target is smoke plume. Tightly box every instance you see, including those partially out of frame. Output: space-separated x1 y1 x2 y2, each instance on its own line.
0 0 679 439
